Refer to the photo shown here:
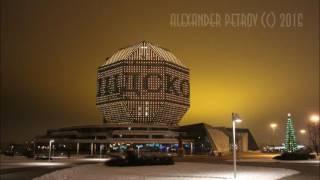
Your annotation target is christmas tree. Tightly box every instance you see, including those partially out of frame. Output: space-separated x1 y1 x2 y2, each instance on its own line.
285 113 298 152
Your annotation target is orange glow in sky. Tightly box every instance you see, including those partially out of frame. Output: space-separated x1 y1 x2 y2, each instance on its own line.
1 0 319 145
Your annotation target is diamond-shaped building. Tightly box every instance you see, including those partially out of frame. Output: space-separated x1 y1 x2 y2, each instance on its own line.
96 41 190 125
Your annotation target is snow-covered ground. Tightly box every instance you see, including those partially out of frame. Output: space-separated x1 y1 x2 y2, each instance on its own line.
0 155 110 169
234 159 320 164
34 162 299 180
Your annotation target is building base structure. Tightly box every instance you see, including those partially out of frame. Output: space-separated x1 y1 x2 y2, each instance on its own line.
34 123 258 156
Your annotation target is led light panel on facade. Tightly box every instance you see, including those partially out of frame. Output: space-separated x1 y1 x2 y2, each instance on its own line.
96 41 190 126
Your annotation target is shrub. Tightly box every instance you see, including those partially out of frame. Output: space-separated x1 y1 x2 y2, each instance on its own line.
273 152 316 160
106 152 174 166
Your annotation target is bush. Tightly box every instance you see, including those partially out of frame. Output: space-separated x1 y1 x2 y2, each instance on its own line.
106 152 174 166
273 152 316 160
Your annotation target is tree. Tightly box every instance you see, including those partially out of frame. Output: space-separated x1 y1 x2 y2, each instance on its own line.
307 122 320 155
285 113 297 153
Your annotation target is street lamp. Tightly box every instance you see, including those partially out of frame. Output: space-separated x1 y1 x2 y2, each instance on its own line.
32 140 36 157
299 129 307 146
270 123 277 145
310 114 320 124
300 129 306 134
309 114 319 155
48 139 54 161
232 112 242 180
99 144 104 159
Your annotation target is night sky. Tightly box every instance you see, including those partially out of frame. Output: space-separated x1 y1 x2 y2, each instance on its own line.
1 0 319 145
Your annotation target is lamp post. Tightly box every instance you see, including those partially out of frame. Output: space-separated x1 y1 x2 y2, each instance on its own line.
99 144 104 159
232 113 242 179
270 123 277 146
299 129 306 145
32 140 36 157
48 139 54 161
309 114 319 154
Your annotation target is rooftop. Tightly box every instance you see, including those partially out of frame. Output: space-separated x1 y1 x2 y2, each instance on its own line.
102 41 187 68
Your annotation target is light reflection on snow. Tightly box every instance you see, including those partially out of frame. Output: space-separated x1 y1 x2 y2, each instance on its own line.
34 162 300 180
76 158 111 162
9 162 67 167
1 156 111 169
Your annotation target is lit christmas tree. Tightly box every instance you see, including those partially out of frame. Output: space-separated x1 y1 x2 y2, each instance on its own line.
285 113 298 152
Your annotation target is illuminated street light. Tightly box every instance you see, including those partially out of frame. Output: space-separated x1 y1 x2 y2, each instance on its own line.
232 112 242 180
270 123 277 129
310 114 319 123
234 118 242 123
270 123 277 145
300 129 306 134
48 139 54 161
309 114 319 155
299 129 307 146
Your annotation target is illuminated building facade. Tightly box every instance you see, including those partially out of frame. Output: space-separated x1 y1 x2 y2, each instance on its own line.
35 41 258 156
96 41 190 125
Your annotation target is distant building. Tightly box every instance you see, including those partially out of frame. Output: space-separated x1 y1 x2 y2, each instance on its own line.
35 41 258 155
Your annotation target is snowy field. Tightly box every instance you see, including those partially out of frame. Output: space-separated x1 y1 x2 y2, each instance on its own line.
0 155 109 169
34 162 299 180
234 159 320 164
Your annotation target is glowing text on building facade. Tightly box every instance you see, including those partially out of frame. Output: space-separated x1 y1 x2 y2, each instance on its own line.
97 73 190 98
96 41 190 125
